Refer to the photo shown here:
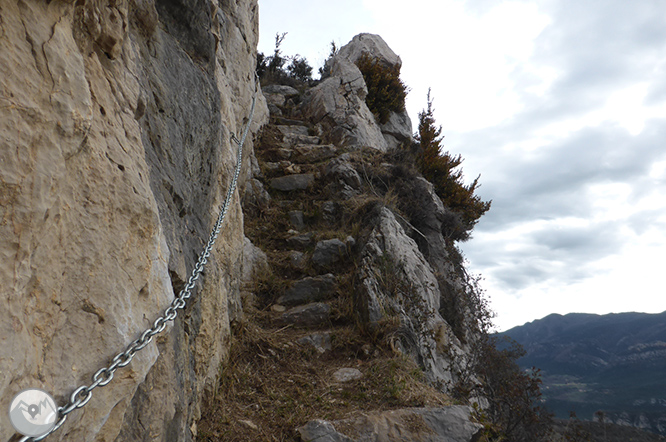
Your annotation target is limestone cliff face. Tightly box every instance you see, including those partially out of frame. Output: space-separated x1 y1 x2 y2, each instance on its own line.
0 1 267 441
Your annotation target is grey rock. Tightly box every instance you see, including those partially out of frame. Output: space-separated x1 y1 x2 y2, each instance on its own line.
321 201 340 223
265 93 286 107
312 239 348 267
337 33 402 69
380 110 413 149
288 210 305 230
288 250 307 269
279 303 331 326
263 84 299 96
270 173 315 191
277 274 337 306
326 154 362 189
359 208 463 386
243 178 271 211
298 420 354 442
345 236 357 249
298 332 332 354
299 406 482 442
286 232 315 249
277 124 310 137
293 144 338 163
301 56 388 151
268 103 282 115
283 133 321 146
333 368 363 383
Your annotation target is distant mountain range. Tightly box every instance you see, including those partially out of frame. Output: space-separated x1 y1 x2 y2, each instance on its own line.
499 311 666 435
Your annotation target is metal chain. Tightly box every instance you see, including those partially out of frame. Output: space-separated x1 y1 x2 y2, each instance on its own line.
20 74 259 442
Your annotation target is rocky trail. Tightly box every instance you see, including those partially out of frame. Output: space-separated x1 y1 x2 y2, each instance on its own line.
196 84 481 441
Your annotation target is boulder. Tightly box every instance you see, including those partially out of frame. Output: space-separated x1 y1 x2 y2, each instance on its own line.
270 173 315 191
288 250 307 269
286 232 316 249
312 239 348 267
298 406 482 442
337 33 402 69
277 274 337 306
301 57 388 151
325 154 362 189
263 84 299 95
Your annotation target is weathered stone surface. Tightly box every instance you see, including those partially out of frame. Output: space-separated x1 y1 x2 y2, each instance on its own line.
298 332 332 354
286 232 315 249
298 406 482 442
288 250 307 269
277 124 310 137
298 420 354 442
301 56 388 151
326 154 362 189
358 208 462 385
288 210 306 230
333 368 363 383
337 33 402 69
270 173 315 191
322 201 341 223
243 178 271 212
312 239 348 267
277 274 337 306
0 0 267 440
380 110 413 149
279 303 331 327
263 84 299 96
293 144 338 163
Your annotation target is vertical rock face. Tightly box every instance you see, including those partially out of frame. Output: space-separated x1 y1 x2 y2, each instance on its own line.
0 0 267 441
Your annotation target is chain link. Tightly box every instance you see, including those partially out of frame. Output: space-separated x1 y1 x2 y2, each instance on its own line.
19 74 259 442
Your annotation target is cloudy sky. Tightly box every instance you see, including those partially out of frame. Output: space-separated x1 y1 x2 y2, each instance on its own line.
257 0 666 331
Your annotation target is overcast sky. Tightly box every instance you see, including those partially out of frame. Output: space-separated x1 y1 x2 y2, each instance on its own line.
258 0 666 331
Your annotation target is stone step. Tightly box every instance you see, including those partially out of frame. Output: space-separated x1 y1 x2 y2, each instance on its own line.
292 144 338 163
273 116 308 126
281 133 320 147
276 274 337 307
276 125 310 137
276 302 331 327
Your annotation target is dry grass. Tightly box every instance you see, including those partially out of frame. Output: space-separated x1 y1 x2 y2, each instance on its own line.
196 318 451 442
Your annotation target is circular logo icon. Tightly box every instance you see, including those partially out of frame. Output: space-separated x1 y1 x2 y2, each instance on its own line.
9 389 58 437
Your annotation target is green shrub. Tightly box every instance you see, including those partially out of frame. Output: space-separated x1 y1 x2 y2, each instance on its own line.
415 90 491 241
355 53 407 124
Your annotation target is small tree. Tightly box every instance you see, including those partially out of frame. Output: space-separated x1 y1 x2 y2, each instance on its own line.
257 32 313 85
415 90 490 241
463 336 553 441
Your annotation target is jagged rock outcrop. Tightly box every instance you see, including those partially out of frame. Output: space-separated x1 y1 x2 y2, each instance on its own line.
358 208 465 386
0 1 267 441
301 33 412 151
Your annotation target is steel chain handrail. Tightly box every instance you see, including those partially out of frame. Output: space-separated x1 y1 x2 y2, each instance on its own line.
19 74 259 442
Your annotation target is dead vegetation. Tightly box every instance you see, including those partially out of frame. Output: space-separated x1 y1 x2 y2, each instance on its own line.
196 317 452 442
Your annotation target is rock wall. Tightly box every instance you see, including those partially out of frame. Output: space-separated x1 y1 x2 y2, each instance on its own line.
0 0 267 440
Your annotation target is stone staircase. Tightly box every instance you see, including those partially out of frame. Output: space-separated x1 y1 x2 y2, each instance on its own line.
245 94 356 357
